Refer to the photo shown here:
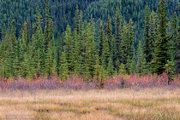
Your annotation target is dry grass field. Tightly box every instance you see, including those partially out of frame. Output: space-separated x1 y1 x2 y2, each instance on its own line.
0 88 180 120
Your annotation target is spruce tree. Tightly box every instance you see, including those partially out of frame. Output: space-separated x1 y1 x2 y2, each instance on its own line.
75 5 80 34
149 11 157 64
0 30 11 78
45 20 56 77
169 12 178 60
119 63 127 75
59 52 69 80
32 6 45 76
127 19 135 60
114 7 122 68
56 32 63 75
85 21 96 78
64 25 73 71
102 35 110 69
152 0 169 74
175 3 180 73
121 22 128 64
136 41 148 75
129 52 136 74
98 21 104 64
106 15 113 55
94 56 106 88
44 0 51 53
9 20 17 76
144 6 152 63
107 57 114 76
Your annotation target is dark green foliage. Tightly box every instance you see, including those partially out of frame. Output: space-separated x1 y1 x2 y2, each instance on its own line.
64 25 73 72
107 57 114 76
98 21 104 65
119 64 127 75
152 0 170 74
106 15 113 55
114 7 122 69
94 56 106 88
136 41 148 75
127 19 135 60
59 52 69 80
144 6 151 63
0 0 178 81
175 2 180 73
121 22 128 64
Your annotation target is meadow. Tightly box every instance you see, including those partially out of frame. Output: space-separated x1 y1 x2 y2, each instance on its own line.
0 88 180 120
0 74 179 120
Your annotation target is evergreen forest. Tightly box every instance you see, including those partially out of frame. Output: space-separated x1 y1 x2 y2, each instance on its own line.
0 0 179 86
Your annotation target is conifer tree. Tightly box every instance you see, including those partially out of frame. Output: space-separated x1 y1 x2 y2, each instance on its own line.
127 19 135 60
144 6 152 63
98 21 104 64
102 35 110 69
164 60 175 84
107 57 114 76
44 0 51 53
64 25 73 71
9 20 17 76
169 12 178 60
121 22 128 64
1 24 6 39
26 21 31 45
84 21 96 78
75 5 80 34
175 3 180 73
32 6 45 76
0 30 11 78
73 29 84 75
114 7 122 68
45 20 56 77
152 0 169 74
136 41 148 75
106 15 113 55
94 56 106 88
119 63 127 75
129 52 136 74
59 52 69 80
56 32 63 75
148 11 157 64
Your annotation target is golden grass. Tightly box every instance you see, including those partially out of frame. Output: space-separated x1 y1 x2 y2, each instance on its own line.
0 88 179 120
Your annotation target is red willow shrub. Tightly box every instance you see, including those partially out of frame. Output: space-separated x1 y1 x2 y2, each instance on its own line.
0 73 179 90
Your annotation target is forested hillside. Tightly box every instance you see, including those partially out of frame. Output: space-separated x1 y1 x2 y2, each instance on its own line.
0 0 179 87
0 0 178 38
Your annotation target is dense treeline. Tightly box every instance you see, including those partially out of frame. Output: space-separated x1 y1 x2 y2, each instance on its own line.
0 0 179 87
0 0 178 38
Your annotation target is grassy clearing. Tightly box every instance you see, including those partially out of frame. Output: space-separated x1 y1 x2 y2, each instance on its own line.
0 88 179 120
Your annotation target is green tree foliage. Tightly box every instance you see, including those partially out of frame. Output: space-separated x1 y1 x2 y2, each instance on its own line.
0 0 179 81
144 6 151 63
94 56 106 88
136 41 148 75
106 15 113 55
127 19 135 60
98 21 104 64
114 7 122 69
121 22 128 64
175 3 180 73
152 0 170 74
59 52 69 80
64 25 74 72
164 60 175 84
119 64 127 75
107 57 114 76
